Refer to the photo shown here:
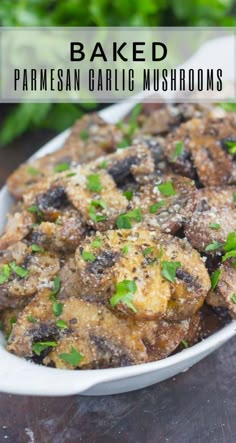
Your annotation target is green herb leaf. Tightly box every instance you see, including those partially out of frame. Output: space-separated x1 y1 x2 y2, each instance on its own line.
231 294 236 304
82 250 96 262
149 200 166 214
87 174 103 193
99 160 108 169
210 269 221 289
0 264 11 284
110 280 137 312
233 192 236 204
157 182 176 197
92 237 102 248
117 139 129 149
27 167 40 176
30 244 45 253
50 276 61 297
224 140 236 155
116 208 142 229
0 321 3 330
161 261 181 283
66 172 77 178
181 339 189 348
172 141 183 161
80 130 89 140
123 190 134 201
28 205 43 217
32 341 57 356
59 347 83 366
89 200 107 223
54 162 70 173
218 103 236 112
122 244 130 255
143 247 154 256
5 316 16 340
51 296 64 317
205 241 224 252
224 232 236 252
9 262 29 278
209 223 221 230
27 315 37 324
56 319 68 329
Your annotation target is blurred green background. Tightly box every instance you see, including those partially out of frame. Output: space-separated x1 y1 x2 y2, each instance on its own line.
0 0 235 146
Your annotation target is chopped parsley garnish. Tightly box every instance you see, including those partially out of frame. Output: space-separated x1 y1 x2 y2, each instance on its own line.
9 262 29 278
209 223 221 230
143 247 154 256
0 321 3 330
27 167 40 175
149 200 166 214
157 182 176 197
54 162 70 173
233 192 236 204
172 141 184 161
87 174 103 193
80 130 89 140
92 237 102 248
210 269 221 289
231 294 236 304
99 160 108 169
116 208 142 229
122 244 130 255
6 316 16 339
218 103 236 112
50 295 64 317
110 280 137 313
66 172 77 178
27 315 37 324
0 264 11 284
59 347 83 366
32 341 57 356
181 339 189 348
82 250 96 262
50 276 61 297
129 103 142 123
28 205 43 218
89 200 107 223
205 241 223 252
123 190 134 201
117 139 130 149
30 244 45 253
222 232 236 262
56 319 68 329
224 140 236 155
161 261 181 283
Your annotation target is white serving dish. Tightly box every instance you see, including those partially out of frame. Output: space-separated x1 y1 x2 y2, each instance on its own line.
0 100 235 397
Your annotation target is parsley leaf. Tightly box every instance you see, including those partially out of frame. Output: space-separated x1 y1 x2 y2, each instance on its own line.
122 244 130 255
143 247 154 256
54 162 70 173
224 140 236 155
233 192 236 204
82 250 96 262
27 315 37 324
28 205 43 218
149 200 166 214
172 141 184 161
209 223 221 230
117 139 130 149
50 295 64 317
89 200 107 223
87 174 103 193
205 241 224 252
222 232 236 262
161 261 181 283
59 347 83 366
110 280 137 313
80 130 89 140
181 339 189 348
123 190 134 201
9 262 29 278
157 182 176 197
50 276 61 297
92 237 102 248
56 319 68 329
231 294 236 304
32 341 57 356
116 208 142 229
30 244 45 253
27 166 40 175
0 264 11 284
210 269 221 289
99 160 108 169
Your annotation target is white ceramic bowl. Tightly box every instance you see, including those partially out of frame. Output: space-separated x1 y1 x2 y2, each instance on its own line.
0 101 235 397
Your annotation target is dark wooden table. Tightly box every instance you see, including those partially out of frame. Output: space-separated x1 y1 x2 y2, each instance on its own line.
0 122 235 443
